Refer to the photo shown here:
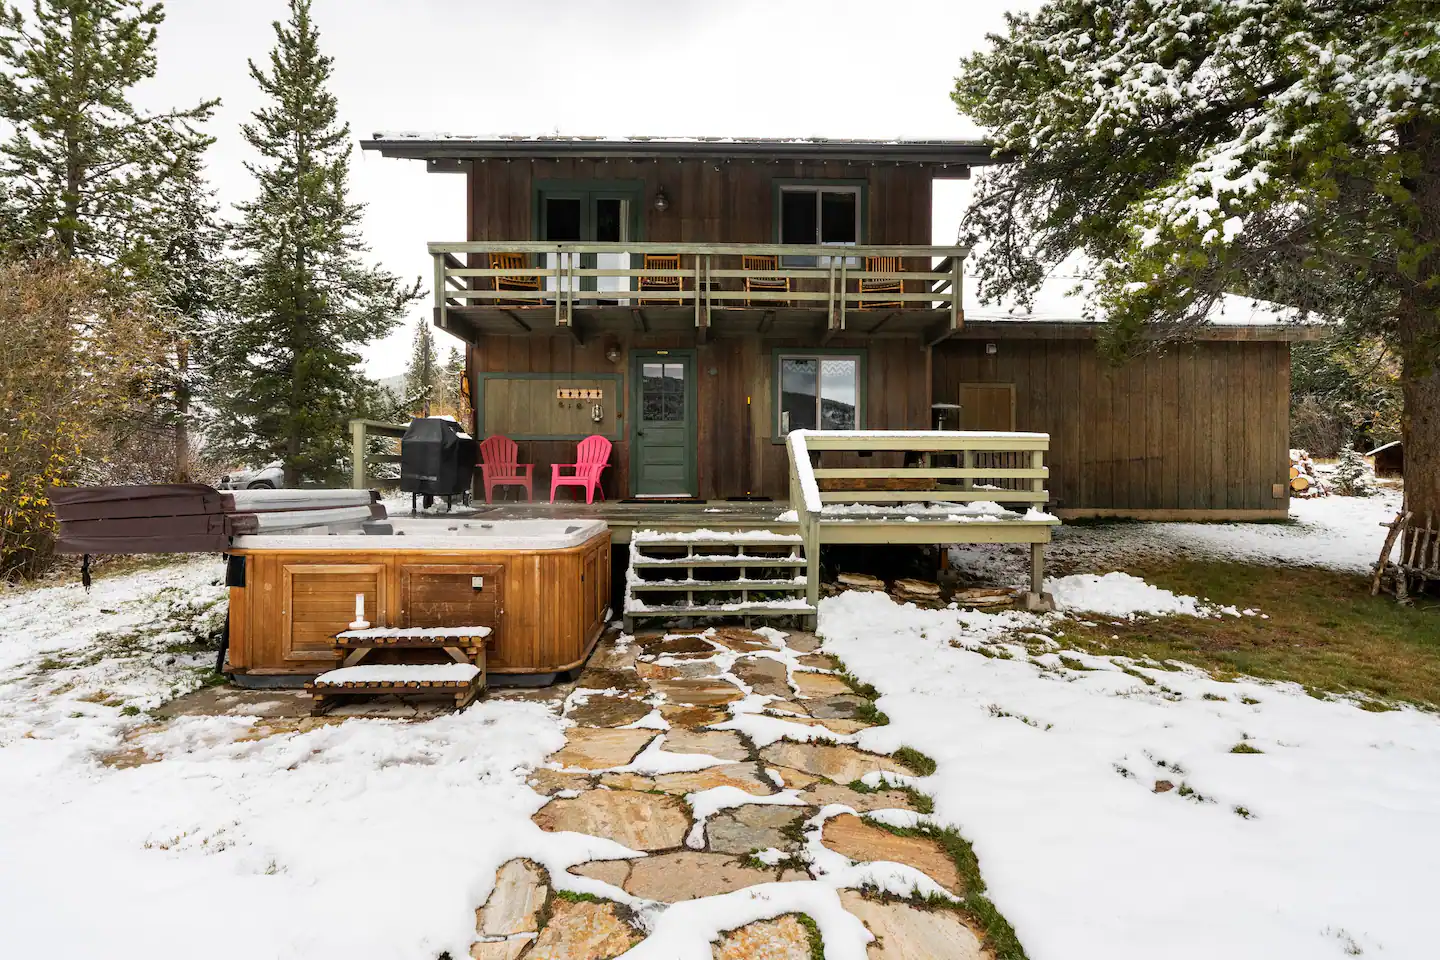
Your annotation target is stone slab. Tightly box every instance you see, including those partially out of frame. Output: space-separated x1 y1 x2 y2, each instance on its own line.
793 671 853 698
534 790 690 852
662 728 750 761
807 694 870 720
650 679 745 707
732 657 792 698
566 694 652 728
477 859 547 936
800 781 919 813
660 704 729 729
469 937 531 960
823 815 961 895
650 763 777 796
839 891 984 959
551 728 657 770
526 899 638 960
637 658 723 681
713 915 814 960
569 859 632 888
762 764 824 790
623 851 780 902
759 742 909 784
707 804 811 856
783 633 822 653
528 768 593 796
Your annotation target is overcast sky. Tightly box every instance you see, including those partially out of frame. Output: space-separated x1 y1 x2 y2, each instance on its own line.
136 0 1039 378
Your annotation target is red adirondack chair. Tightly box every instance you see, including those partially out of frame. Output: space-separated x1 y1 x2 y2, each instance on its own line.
479 435 534 502
550 435 612 504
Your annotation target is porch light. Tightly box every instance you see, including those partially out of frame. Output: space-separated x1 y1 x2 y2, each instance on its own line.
653 188 669 213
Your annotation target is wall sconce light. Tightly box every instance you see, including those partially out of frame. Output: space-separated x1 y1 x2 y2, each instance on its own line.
985 342 998 355
604 340 621 363
653 188 669 213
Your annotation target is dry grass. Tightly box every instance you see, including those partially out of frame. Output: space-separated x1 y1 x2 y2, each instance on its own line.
1053 560 1440 709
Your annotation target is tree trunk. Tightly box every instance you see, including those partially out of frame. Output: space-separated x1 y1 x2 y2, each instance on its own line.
174 340 190 481
1397 118 1440 564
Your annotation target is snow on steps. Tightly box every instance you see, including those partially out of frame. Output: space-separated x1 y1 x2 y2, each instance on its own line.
624 527 815 629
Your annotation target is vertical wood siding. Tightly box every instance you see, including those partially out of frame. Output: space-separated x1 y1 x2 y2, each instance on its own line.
932 339 1292 512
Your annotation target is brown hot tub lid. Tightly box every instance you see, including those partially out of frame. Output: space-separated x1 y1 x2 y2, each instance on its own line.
49 483 224 522
50 483 231 554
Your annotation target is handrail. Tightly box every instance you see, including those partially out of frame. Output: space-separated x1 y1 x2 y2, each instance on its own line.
785 428 1057 616
427 240 968 335
349 418 407 490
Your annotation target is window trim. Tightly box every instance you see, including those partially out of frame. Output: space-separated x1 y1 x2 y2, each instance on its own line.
771 347 867 441
771 179 868 266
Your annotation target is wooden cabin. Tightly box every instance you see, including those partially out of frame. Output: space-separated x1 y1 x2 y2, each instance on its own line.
363 134 1323 521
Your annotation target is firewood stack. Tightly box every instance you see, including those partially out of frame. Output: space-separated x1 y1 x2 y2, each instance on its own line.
951 586 1021 608
891 578 944 608
1289 449 1328 498
836 572 886 592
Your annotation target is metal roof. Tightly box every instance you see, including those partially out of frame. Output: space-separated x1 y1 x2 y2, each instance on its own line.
360 133 998 166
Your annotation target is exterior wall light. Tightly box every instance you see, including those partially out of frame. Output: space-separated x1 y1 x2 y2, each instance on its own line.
653 188 669 213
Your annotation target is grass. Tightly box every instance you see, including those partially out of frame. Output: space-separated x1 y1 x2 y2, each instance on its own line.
1229 741 1264 754
857 817 1030 960
852 700 890 726
847 778 935 814
793 913 825 960
892 746 937 777
1052 560 1440 709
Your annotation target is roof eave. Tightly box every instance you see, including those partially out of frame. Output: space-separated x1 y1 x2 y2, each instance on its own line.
359 137 999 166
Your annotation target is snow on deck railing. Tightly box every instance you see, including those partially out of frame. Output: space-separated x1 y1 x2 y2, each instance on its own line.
786 429 1053 519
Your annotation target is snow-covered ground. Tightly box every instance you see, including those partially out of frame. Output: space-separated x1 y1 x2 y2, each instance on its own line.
0 559 583 960
822 494 1437 960
953 490 1402 584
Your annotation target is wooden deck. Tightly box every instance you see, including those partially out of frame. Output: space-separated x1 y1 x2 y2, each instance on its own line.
451 499 797 544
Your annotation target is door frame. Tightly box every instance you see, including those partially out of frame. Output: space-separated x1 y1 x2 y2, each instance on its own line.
628 349 699 497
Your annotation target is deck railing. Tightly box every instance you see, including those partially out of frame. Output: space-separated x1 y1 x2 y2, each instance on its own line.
785 429 1058 618
428 241 966 337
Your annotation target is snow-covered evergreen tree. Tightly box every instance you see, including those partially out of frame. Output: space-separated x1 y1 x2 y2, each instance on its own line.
128 148 229 479
0 0 217 263
402 320 438 416
207 0 419 485
954 1 1439 518
1333 442 1379 497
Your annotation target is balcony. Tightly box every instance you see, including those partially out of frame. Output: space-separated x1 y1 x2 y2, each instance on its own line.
429 241 967 345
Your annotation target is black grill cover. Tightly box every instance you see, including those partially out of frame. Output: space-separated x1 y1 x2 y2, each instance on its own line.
399 417 477 497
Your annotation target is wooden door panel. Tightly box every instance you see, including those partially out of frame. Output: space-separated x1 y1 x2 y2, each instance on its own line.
282 563 386 664
399 563 506 659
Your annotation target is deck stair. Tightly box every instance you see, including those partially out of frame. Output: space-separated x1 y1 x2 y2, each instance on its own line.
624 529 815 630
307 626 491 714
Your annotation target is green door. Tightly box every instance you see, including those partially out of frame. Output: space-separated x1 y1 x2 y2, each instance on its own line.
630 351 697 496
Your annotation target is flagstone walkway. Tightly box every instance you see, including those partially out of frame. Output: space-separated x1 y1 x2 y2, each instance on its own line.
473 625 992 960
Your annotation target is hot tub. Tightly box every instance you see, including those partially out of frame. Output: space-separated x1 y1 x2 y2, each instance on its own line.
225 519 611 683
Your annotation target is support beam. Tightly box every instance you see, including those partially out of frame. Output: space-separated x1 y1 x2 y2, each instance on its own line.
758 310 775 334
502 309 532 333
563 314 587 345
924 318 958 348
632 307 650 333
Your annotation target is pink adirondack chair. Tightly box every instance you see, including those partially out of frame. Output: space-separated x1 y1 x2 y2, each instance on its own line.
550 435 612 504
479 435 534 502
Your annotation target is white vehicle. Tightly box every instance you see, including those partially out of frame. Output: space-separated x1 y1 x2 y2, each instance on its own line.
217 461 285 490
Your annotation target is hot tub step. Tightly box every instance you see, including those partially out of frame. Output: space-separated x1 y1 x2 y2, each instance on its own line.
630 555 807 568
307 663 484 714
626 603 817 618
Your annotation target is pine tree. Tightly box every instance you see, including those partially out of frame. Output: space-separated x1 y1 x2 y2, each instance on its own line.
0 0 217 263
207 0 420 485
954 1 1439 519
439 345 467 421
128 148 229 479
1333 443 1379 498
403 319 438 416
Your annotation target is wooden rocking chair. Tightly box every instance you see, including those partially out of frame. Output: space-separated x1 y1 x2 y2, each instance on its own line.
492 252 541 305
858 256 904 309
742 254 789 307
638 254 682 304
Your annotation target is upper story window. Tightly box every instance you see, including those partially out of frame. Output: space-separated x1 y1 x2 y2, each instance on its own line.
777 183 863 266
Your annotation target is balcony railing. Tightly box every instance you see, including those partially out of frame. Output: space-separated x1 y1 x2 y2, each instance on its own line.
428 241 967 342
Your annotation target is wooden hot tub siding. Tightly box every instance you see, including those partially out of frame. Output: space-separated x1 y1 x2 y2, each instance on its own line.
227 531 611 676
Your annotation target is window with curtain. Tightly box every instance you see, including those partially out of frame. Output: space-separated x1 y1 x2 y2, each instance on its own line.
777 354 861 434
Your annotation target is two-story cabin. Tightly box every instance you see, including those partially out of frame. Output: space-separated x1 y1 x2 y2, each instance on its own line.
362 134 1322 523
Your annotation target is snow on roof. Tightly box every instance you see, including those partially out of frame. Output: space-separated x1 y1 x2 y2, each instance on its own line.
964 268 1320 329
1366 440 1401 456
370 132 988 146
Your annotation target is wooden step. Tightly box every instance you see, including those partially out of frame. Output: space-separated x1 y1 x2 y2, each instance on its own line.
628 578 807 592
627 603 817 618
631 555 806 568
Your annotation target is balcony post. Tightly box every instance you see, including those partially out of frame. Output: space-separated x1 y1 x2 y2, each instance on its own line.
433 253 447 331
